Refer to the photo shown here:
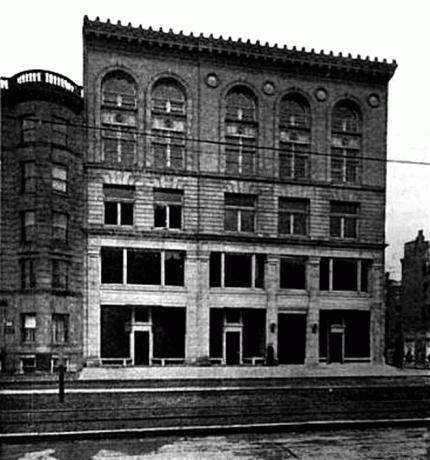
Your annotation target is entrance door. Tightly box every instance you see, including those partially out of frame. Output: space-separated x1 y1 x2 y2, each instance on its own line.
226 331 241 365
134 331 150 365
278 314 306 364
329 332 343 363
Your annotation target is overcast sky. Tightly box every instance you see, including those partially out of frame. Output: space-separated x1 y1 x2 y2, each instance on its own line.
2 0 429 279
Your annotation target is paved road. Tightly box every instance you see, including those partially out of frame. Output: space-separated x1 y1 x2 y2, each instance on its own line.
2 426 429 459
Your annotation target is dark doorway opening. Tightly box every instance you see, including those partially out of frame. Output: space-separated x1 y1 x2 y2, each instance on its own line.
134 331 150 365
278 314 306 364
226 331 241 365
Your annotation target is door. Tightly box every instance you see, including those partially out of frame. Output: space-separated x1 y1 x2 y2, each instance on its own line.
134 331 150 365
278 314 306 364
329 332 343 363
226 331 241 365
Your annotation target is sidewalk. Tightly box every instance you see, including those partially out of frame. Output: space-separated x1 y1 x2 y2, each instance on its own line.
78 363 430 381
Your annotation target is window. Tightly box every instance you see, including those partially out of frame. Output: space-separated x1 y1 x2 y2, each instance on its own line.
278 198 308 235
210 252 265 288
224 193 256 232
154 189 183 229
20 259 36 288
21 211 35 242
52 260 68 290
151 79 186 169
21 115 37 143
52 164 67 193
21 314 36 342
331 102 361 183
101 72 137 166
52 314 69 344
320 258 371 292
101 247 185 286
103 184 134 226
21 356 36 373
225 88 257 175
53 212 68 242
279 96 310 179
330 201 358 238
21 161 36 193
52 116 68 146
280 257 307 289
101 247 123 284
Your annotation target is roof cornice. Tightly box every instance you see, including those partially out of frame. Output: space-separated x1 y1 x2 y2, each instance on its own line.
83 16 397 83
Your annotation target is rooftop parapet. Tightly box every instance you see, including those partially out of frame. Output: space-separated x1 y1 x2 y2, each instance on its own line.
83 16 397 84
1 70 83 112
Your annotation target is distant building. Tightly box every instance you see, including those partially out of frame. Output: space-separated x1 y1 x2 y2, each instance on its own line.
400 230 430 366
0 16 397 374
384 274 402 366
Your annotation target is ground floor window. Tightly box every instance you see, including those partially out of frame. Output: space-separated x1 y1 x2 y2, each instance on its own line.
277 313 306 364
209 308 265 365
100 305 185 365
319 310 370 363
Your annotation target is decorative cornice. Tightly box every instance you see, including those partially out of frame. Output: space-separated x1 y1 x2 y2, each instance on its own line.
83 16 397 83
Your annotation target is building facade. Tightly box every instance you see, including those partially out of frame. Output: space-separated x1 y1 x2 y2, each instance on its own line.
0 17 397 373
400 230 430 366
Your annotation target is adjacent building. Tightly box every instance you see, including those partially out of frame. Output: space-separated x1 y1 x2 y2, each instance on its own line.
0 16 397 373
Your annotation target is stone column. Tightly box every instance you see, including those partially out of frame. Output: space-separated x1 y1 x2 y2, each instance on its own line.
85 246 101 365
371 261 385 364
305 256 320 365
265 256 278 363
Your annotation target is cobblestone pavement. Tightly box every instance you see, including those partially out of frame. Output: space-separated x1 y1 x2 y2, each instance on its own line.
2 426 429 460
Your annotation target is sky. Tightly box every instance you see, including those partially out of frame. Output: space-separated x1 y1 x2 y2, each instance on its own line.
1 0 429 279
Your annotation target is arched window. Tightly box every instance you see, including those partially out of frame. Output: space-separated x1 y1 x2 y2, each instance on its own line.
331 101 362 183
279 95 310 180
151 79 186 169
101 72 137 166
225 87 257 175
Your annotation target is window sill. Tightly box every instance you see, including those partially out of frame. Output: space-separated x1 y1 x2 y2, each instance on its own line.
101 284 186 291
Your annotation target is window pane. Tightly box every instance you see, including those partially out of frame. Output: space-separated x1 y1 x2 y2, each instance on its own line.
330 202 357 214
121 202 133 225
278 212 291 234
165 251 185 286
279 151 292 178
225 194 255 207
169 205 182 229
293 213 307 235
153 143 167 168
225 254 252 287
280 258 306 289
240 210 255 232
330 216 341 237
225 209 238 231
209 253 222 287
170 144 184 169
333 259 358 291
255 254 266 289
319 258 330 290
361 260 371 292
127 250 161 285
105 202 118 225
154 189 183 203
101 247 123 284
103 184 135 199
154 204 167 228
344 217 357 238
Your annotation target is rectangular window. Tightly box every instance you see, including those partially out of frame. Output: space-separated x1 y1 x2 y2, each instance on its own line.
224 193 256 233
20 259 36 288
52 116 68 146
225 136 256 175
280 257 307 289
103 184 135 226
21 211 35 242
210 252 265 289
127 250 161 285
52 314 69 343
152 132 185 169
154 189 183 229
331 147 359 183
278 198 308 235
21 314 36 342
101 247 123 284
102 129 136 166
279 142 309 180
164 251 185 286
330 201 358 238
53 212 68 242
21 115 37 143
52 260 68 290
52 164 67 193
21 356 36 373
21 161 36 193
319 258 371 292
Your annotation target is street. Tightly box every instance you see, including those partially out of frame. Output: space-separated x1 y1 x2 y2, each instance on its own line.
2 426 429 460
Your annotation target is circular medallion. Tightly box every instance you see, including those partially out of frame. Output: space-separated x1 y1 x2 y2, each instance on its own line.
368 94 380 108
206 73 219 88
315 88 327 101
263 81 275 95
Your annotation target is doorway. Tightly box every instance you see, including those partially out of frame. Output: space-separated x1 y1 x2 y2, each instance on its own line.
134 330 150 365
328 329 344 363
225 331 241 365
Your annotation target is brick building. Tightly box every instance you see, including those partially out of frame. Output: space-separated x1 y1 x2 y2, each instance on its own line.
0 17 397 373
0 71 85 373
400 230 430 365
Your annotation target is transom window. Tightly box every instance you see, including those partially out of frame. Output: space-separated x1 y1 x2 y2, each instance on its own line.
224 193 256 233
278 198 309 236
154 189 183 229
331 101 361 183
279 96 310 180
330 201 358 238
225 88 257 175
151 79 186 169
